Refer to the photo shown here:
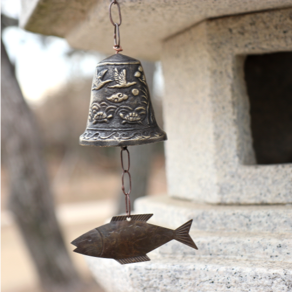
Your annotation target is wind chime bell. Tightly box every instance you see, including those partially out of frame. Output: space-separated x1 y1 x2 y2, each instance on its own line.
80 53 167 147
72 0 198 265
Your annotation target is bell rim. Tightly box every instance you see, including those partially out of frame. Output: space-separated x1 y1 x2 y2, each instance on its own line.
79 130 167 147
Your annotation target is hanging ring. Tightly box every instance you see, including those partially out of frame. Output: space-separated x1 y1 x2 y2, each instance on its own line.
109 1 122 26
109 0 123 53
113 23 123 53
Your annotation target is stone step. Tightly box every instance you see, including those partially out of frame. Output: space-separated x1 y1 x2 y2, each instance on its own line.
134 195 292 233
150 230 292 263
86 256 292 292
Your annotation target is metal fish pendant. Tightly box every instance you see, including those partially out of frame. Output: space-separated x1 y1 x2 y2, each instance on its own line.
71 214 198 265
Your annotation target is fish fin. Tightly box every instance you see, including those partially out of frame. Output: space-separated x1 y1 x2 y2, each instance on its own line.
73 247 84 254
174 220 198 250
110 214 153 222
115 255 150 265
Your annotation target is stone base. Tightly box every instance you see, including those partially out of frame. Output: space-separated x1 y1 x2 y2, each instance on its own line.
86 256 292 292
135 196 292 233
154 230 292 263
85 196 292 292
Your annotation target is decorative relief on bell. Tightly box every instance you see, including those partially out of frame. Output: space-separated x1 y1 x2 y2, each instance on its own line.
119 107 146 124
132 89 139 96
106 92 128 103
80 53 167 147
108 68 136 88
92 69 112 90
88 102 116 124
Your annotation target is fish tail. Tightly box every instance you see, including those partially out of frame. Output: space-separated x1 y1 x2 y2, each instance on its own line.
174 220 198 250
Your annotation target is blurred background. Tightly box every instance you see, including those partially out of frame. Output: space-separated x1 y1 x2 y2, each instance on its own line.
1 1 167 291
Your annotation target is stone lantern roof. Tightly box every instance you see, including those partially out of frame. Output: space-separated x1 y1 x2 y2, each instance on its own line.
21 0 292 60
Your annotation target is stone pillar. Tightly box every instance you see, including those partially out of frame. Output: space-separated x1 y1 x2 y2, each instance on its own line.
162 8 292 204
87 8 292 292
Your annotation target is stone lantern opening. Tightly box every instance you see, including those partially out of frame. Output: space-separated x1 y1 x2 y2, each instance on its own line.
244 52 292 165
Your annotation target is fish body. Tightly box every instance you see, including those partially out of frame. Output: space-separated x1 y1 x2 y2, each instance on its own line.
71 214 198 265
107 92 128 103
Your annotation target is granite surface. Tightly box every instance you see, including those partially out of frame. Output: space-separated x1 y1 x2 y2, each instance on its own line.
86 256 292 292
135 196 292 233
152 231 292 263
162 8 292 204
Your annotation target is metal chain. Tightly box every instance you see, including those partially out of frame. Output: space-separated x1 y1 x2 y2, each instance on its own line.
109 0 123 53
120 146 131 218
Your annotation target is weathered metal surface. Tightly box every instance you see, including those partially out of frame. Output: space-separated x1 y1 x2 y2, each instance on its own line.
71 214 198 265
79 53 167 147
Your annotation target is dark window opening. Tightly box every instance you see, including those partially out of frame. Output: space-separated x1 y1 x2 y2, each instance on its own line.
244 52 292 165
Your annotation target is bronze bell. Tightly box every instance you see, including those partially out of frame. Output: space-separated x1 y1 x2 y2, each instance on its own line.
80 54 167 147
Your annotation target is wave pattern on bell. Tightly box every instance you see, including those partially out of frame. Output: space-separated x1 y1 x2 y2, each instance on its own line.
80 54 167 147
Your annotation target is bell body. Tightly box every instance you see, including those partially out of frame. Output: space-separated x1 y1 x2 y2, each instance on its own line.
80 54 167 147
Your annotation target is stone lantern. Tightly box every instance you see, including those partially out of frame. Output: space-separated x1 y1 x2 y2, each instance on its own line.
21 1 292 291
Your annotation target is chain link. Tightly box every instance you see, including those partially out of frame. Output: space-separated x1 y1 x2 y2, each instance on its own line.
120 146 131 217
109 1 122 26
113 23 121 50
109 0 123 53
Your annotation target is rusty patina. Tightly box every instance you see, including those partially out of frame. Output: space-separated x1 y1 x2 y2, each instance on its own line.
71 214 198 265
79 54 167 147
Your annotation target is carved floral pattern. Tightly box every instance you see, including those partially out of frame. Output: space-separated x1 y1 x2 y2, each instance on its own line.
89 65 153 126
118 106 146 124
88 102 117 124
